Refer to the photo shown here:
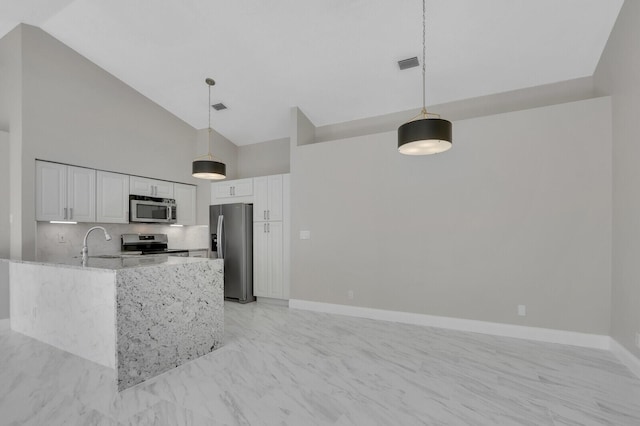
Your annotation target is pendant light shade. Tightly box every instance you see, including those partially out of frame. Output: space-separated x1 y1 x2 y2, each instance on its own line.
192 159 226 179
192 78 227 180
398 117 452 155
398 0 452 155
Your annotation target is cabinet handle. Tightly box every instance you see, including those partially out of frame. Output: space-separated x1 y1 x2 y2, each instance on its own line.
263 210 266 220
64 207 68 220
264 223 267 233
267 223 270 233
232 186 236 196
229 187 233 196
267 210 270 220
69 208 73 220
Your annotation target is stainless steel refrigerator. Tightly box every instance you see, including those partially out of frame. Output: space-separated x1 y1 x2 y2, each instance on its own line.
210 203 255 303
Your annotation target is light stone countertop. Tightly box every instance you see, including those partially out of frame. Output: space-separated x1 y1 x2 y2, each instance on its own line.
9 255 217 271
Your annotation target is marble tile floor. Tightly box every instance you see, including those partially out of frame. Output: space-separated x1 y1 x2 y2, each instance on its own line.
1 302 640 425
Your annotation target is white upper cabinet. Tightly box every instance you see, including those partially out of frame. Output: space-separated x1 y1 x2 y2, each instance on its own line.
214 179 253 199
174 183 197 226
253 175 283 222
211 178 254 205
97 171 130 224
36 161 95 222
154 180 175 198
130 176 174 198
36 161 67 221
67 166 96 222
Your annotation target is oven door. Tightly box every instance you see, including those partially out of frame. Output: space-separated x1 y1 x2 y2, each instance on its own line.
130 199 176 223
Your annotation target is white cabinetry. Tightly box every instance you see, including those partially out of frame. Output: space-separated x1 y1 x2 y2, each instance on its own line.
253 221 284 299
174 183 196 226
253 175 283 222
188 249 208 258
253 173 289 300
130 176 174 198
96 171 130 223
211 178 253 205
36 161 96 222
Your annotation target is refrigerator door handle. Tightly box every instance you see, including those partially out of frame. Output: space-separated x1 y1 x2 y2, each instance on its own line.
217 215 224 258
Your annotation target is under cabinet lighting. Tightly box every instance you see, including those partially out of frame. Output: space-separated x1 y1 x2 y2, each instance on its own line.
170 224 184 227
50 221 77 224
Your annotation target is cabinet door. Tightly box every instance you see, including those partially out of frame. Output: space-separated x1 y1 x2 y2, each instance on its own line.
188 249 208 258
232 179 253 197
214 182 234 199
67 166 96 223
267 175 283 221
35 161 67 221
174 183 196 225
97 171 130 223
253 222 269 297
253 177 268 221
267 221 284 299
129 176 155 197
154 180 174 198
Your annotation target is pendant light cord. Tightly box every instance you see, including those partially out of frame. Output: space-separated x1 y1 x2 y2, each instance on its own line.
207 81 213 159
421 0 427 117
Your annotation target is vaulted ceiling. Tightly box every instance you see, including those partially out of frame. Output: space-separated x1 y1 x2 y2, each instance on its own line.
1 0 624 145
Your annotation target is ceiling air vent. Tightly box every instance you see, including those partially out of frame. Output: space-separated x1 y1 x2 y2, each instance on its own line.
398 57 419 70
212 103 227 111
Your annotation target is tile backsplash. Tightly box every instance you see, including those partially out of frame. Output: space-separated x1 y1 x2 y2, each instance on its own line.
37 222 210 262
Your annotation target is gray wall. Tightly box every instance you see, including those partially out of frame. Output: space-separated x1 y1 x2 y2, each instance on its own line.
13 25 237 260
0 131 9 259
0 131 9 320
0 26 23 261
290 97 612 335
237 137 290 178
0 260 7 320
594 0 640 357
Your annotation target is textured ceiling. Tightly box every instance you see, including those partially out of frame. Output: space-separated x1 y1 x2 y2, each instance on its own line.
1 0 624 146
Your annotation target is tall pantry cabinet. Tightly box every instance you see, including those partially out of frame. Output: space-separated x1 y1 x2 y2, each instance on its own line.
211 173 290 301
253 175 289 300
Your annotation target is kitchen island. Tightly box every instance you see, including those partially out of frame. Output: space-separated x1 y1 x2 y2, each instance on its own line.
9 255 223 390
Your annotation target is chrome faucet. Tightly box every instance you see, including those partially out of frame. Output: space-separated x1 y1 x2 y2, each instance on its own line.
81 226 112 263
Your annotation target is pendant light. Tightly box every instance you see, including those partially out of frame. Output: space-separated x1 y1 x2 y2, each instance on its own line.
398 0 452 155
192 78 226 179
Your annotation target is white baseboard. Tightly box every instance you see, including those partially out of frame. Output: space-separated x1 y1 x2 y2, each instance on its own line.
256 297 289 307
289 299 610 350
0 318 10 330
610 338 640 379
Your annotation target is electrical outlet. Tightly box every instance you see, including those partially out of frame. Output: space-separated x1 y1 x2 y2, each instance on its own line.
299 230 311 240
57 233 67 243
636 332 640 350
348 290 354 300
518 305 526 316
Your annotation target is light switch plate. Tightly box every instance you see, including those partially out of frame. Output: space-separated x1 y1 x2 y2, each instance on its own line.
58 233 67 243
299 230 311 240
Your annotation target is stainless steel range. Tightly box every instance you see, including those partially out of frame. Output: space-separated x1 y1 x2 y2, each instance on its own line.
121 234 189 257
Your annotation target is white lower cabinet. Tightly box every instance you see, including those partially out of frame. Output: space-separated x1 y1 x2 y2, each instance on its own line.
97 171 130 223
253 221 284 299
188 249 208 258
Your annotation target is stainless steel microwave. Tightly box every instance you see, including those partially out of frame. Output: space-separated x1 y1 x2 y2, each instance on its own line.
129 195 177 224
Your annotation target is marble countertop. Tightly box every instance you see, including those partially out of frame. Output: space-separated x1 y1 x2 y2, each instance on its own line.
10 255 219 271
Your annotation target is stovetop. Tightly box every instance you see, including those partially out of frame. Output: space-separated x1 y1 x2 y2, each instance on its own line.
121 233 188 255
